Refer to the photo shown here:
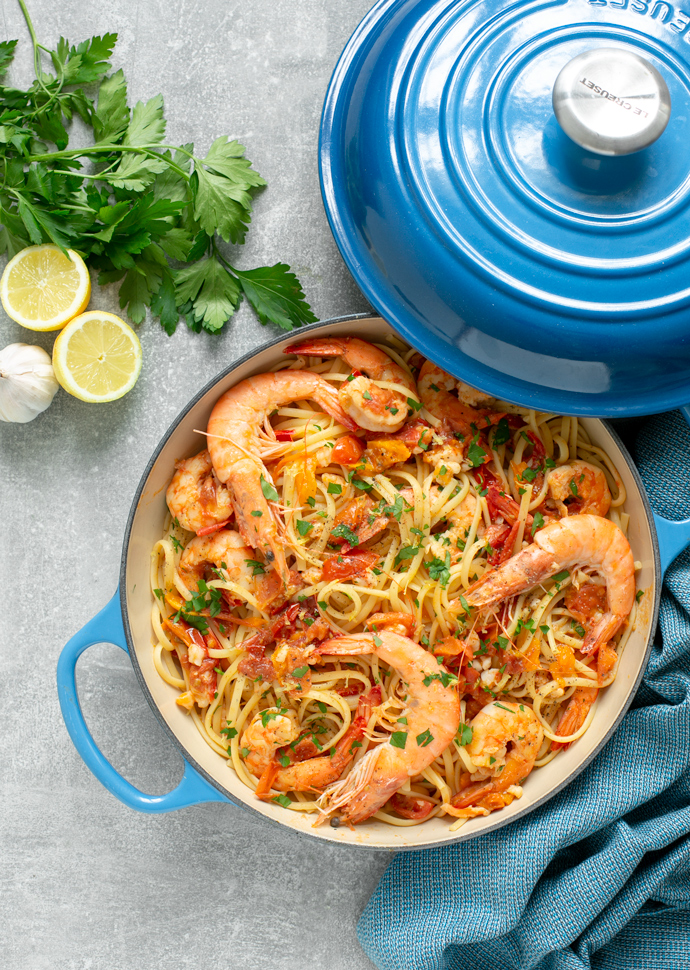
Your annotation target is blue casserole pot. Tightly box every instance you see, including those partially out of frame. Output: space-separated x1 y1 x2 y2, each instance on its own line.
320 0 690 415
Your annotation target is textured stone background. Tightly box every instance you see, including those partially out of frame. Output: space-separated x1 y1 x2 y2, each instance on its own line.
0 2 391 968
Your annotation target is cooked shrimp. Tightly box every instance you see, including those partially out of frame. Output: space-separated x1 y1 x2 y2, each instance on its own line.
166 449 234 535
364 612 415 637
450 700 543 817
242 708 300 779
426 491 478 564
550 686 598 752
459 514 635 655
547 460 611 517
177 528 287 610
418 361 501 437
207 371 356 580
313 631 460 824
252 689 381 796
285 337 417 433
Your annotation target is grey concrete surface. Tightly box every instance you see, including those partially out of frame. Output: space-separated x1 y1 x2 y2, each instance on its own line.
0 2 391 968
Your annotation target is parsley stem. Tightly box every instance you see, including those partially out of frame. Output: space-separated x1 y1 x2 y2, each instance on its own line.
26 144 191 182
17 0 54 101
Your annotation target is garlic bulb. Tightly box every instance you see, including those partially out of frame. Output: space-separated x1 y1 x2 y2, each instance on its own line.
0 343 59 423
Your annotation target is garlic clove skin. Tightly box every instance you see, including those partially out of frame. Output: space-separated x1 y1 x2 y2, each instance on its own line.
0 342 60 423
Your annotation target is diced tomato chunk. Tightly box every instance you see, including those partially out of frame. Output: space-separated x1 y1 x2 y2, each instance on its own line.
389 793 435 819
331 434 365 465
322 550 379 582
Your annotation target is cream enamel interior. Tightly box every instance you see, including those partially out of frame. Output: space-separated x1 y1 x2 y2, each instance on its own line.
123 317 657 849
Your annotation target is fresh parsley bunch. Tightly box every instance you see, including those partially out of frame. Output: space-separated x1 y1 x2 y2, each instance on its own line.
0 2 318 335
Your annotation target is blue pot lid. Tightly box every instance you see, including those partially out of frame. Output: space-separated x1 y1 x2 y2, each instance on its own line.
320 0 690 415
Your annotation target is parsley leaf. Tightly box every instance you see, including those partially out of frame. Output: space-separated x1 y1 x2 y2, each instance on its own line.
467 434 487 467
427 552 451 588
394 545 421 567
531 510 545 536
331 523 359 546
260 475 279 502
492 417 511 448
296 519 313 537
390 731 408 749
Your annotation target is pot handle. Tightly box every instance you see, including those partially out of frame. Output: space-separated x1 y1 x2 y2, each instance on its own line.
651 405 690 576
56 591 231 813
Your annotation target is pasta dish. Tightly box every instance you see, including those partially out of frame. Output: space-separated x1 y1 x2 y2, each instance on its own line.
150 334 638 829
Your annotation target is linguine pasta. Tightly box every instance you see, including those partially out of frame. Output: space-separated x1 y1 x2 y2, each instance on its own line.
150 334 639 828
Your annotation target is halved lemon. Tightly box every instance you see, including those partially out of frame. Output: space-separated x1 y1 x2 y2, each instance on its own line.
52 311 142 403
0 244 91 331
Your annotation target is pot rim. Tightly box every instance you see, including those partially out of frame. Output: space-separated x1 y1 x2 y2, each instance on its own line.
119 313 661 850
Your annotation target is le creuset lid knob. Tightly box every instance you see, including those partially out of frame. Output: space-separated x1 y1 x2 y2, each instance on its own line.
320 0 690 415
553 47 671 155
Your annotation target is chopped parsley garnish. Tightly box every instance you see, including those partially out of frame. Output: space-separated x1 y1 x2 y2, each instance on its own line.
571 621 586 637
467 434 487 467
427 552 451 588
531 511 545 536
251 509 263 517
456 723 473 746
394 545 421 567
569 479 579 497
220 726 237 739
363 390 372 400
372 634 383 647
407 397 423 412
416 729 434 747
260 475 279 502
261 708 285 727
316 701 328 714
492 417 511 448
552 570 570 583
493 702 514 713
296 519 313 537
176 611 210 635
244 558 266 576
327 482 342 495
272 794 292 808
457 594 471 615
292 665 309 678
515 617 536 634
169 535 183 553
153 588 164 600
306 495 316 507
422 671 458 688
352 478 373 491
240 747 250 758
396 717 408 724
539 625 550 635
278 755 290 768
331 523 359 545
636 589 644 603
390 731 408 749
545 457 556 469
430 383 440 392
521 467 537 483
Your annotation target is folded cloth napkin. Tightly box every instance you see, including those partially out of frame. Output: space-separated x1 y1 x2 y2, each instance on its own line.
358 411 690 970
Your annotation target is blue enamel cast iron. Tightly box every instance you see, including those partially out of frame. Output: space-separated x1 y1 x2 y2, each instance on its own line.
320 0 690 415
57 317 690 849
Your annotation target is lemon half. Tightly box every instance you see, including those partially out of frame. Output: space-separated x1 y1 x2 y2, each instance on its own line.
0 244 91 330
52 311 142 403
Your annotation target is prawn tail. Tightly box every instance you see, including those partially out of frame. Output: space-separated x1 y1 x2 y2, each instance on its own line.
255 761 280 800
581 613 624 655
314 744 384 826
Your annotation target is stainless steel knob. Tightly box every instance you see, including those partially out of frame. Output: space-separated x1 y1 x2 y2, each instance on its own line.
552 48 671 156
